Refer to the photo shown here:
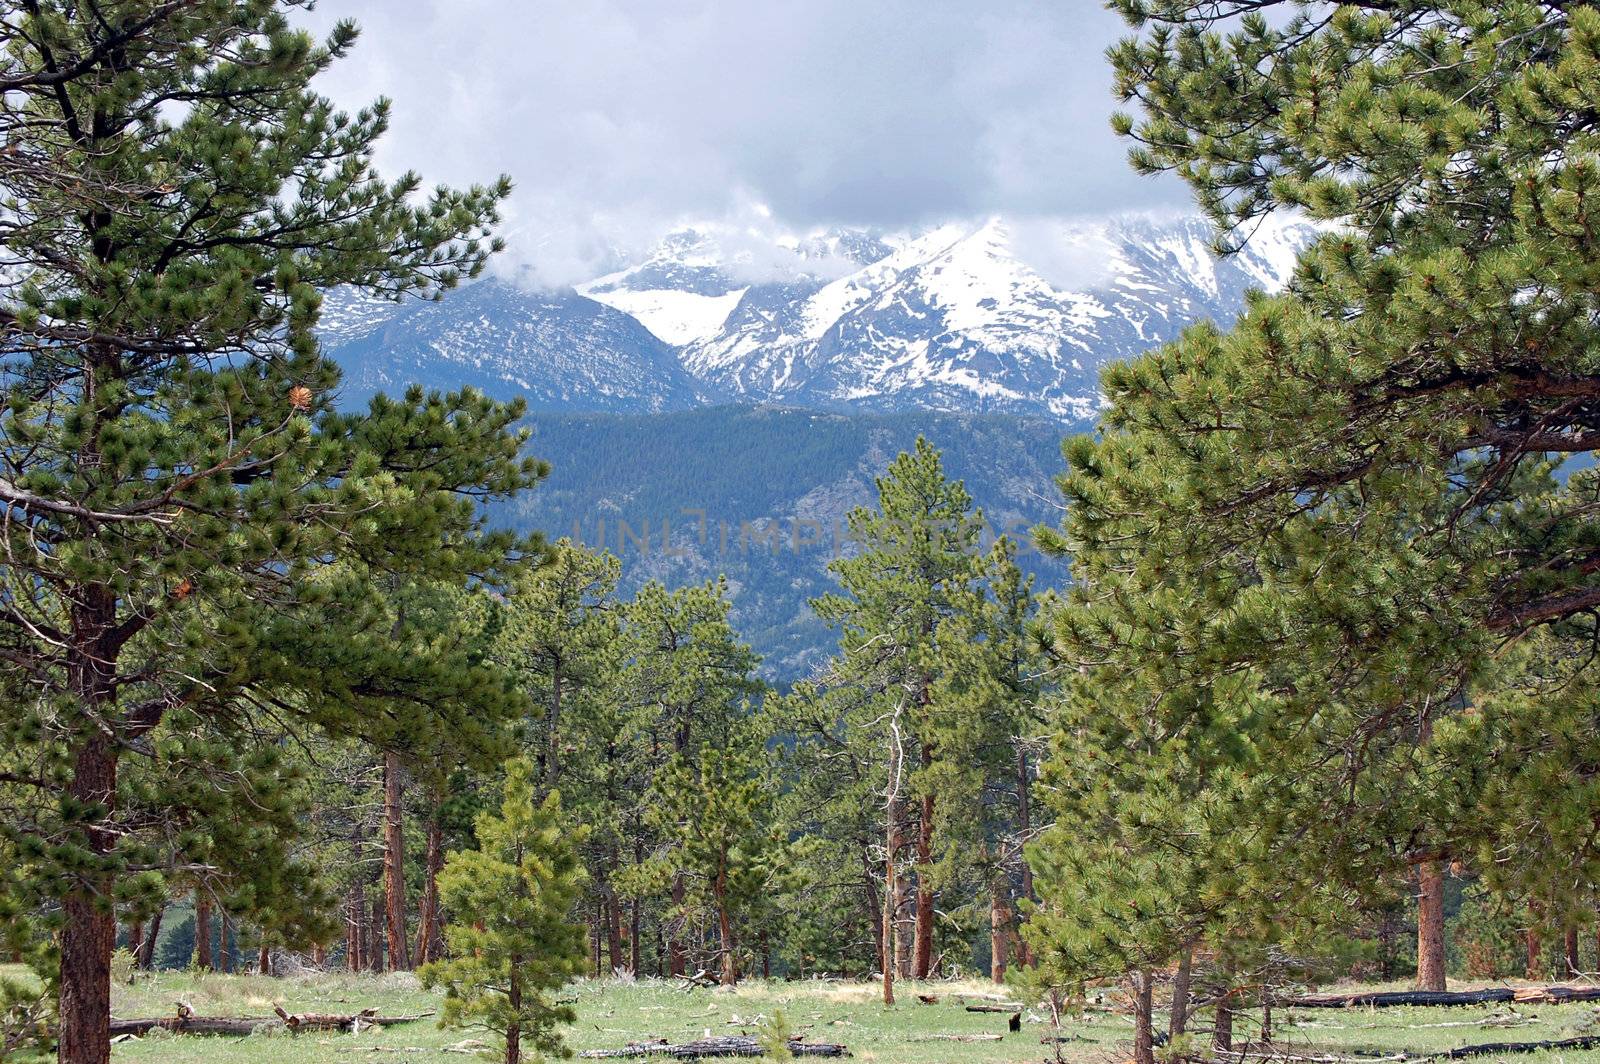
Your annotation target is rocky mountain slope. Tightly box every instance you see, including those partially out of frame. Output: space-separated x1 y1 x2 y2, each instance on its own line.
323 212 1314 420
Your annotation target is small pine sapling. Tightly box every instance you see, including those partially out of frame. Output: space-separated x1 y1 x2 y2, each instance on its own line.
421 759 586 1064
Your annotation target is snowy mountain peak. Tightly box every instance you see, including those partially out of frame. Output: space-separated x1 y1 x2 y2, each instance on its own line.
320 211 1318 423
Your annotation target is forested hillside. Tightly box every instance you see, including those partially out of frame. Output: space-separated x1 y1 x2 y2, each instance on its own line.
500 406 1072 677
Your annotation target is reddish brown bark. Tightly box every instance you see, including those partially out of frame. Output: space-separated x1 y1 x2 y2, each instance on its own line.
1416 860 1447 991
507 962 523 1064
1133 970 1156 1064
346 883 364 972
606 893 624 975
989 874 1010 984
59 734 118 1064
194 893 212 971
368 893 384 973
1214 992 1234 1052
1526 926 1543 981
257 942 272 977
1565 928 1581 977
413 811 444 965
382 752 410 971
135 906 163 971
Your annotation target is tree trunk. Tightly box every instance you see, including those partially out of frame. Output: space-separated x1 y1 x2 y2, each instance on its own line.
883 793 901 1006
912 744 935 979
715 867 738 986
220 913 233 973
1214 992 1234 1052
507 962 523 1064
1016 743 1034 968
347 883 363 972
860 846 885 977
1170 946 1193 1038
1416 860 1447 991
126 922 144 969
258 942 272 977
1132 970 1155 1064
606 893 624 976
668 877 687 977
382 752 410 972
368 892 384 973
136 906 164 971
59 734 118 1064
1526 927 1542 981
989 873 1010 984
1378 908 1398 980
1565 928 1581 978
414 809 444 965
631 892 641 976
195 893 212 971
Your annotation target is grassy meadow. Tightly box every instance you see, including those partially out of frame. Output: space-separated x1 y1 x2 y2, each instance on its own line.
0 967 1593 1063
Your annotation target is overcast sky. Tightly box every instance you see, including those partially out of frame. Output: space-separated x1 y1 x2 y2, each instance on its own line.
300 1 1192 285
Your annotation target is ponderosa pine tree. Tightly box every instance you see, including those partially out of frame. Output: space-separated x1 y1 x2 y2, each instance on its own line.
771 678 897 979
372 578 519 973
0 5 537 1061
494 541 630 971
497 540 623 791
807 438 986 1000
421 758 586 1064
619 579 764 977
1028 0 1600 1020
926 539 1047 984
649 736 780 985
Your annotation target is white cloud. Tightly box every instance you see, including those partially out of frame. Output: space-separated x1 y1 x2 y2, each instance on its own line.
299 0 1191 286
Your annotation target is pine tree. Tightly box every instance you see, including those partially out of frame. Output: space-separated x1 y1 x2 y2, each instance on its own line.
421 758 586 1064
1023 1 1600 1044
497 541 623 791
649 734 781 985
926 539 1047 983
617 579 764 976
804 438 987 1000
0 5 535 1060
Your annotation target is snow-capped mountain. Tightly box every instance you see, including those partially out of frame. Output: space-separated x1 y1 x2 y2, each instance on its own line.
323 279 709 412
320 212 1316 422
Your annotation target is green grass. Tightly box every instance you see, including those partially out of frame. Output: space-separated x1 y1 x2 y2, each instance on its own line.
13 966 1600 1062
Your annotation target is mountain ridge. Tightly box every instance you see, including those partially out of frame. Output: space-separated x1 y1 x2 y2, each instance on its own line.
322 211 1315 422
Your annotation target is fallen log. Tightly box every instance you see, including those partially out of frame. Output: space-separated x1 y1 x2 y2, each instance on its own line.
579 1036 848 1058
963 1003 1023 1013
1281 985 1600 1009
1219 1033 1600 1062
1438 1034 1600 1059
107 1004 431 1038
1217 1051 1405 1063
